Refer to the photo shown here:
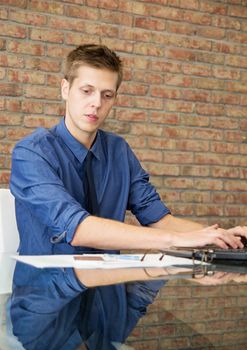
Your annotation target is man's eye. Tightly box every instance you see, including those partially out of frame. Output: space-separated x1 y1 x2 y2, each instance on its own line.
81 88 91 94
103 93 115 99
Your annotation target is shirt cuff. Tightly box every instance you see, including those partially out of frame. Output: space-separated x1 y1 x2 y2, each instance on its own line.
136 201 171 226
65 211 90 243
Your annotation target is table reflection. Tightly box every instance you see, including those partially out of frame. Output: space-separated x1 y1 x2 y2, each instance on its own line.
1 256 247 350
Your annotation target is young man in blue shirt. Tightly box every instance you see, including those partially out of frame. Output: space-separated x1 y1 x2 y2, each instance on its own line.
9 43 247 350
10 44 247 257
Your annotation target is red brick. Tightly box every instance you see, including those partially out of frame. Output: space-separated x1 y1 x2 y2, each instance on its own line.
164 177 194 189
9 9 47 25
0 112 22 125
196 51 225 65
211 92 240 105
194 153 224 165
0 83 22 96
163 152 194 164
0 54 24 68
201 2 227 15
225 180 247 191
24 115 60 129
180 191 210 203
135 149 163 162
8 69 45 85
150 86 181 99
30 28 64 43
103 120 130 134
25 57 61 72
119 82 148 95
211 142 239 154
29 0 64 15
124 135 147 149
134 17 165 31
180 115 209 127
21 101 43 114
8 41 45 56
151 60 181 73
225 154 247 167
166 22 196 35
0 39 6 50
0 141 15 154
134 96 163 109
165 100 194 113
166 48 196 61
145 163 179 176
134 43 164 57
134 71 163 84
184 10 212 25
165 74 193 87
229 5 247 18
150 112 179 125
212 41 241 54
196 103 224 116
182 63 211 77
182 90 210 102
148 137 176 150
226 54 247 68
25 86 60 100
116 109 147 122
66 5 99 20
44 103 64 116
194 179 223 190
212 16 241 30
163 126 194 139
151 6 183 20
0 170 10 185
2 23 26 38
0 0 26 8
6 127 31 140
130 124 163 137
0 67 5 79
212 66 240 80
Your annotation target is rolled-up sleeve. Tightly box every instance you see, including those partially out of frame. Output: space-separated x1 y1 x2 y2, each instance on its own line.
10 145 89 243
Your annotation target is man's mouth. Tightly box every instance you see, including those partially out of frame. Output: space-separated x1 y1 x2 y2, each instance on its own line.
85 114 98 122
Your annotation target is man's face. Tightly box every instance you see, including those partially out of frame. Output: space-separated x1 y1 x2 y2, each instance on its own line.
61 65 118 147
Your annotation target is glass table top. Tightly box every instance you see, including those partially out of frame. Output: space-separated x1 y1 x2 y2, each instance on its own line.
1 253 247 350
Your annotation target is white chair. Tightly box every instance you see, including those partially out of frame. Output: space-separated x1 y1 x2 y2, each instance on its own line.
0 189 19 294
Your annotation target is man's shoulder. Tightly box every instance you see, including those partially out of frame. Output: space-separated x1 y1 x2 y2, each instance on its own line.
15 125 57 150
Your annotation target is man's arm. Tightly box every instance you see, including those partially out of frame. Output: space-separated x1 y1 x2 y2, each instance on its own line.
70 215 247 250
149 213 204 231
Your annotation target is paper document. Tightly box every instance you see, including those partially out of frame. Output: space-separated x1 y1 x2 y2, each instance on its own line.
11 253 206 269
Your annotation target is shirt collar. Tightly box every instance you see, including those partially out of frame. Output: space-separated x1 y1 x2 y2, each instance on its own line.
55 118 102 163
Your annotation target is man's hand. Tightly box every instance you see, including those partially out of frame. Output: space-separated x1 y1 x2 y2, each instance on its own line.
170 224 247 249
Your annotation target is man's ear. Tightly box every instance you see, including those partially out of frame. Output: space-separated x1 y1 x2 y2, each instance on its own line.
61 79 69 101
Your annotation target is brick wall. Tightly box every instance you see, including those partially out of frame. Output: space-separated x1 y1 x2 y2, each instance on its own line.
1 2 247 349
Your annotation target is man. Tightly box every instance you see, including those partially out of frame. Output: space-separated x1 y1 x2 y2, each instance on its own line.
9 43 247 350
10 44 247 257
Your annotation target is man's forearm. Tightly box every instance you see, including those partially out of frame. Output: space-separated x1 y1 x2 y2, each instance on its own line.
150 214 204 232
70 215 172 250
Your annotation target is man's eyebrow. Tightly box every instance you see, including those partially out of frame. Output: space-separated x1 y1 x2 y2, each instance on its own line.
80 84 116 92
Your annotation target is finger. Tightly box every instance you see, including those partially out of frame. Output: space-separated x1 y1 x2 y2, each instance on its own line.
227 226 247 237
218 232 243 249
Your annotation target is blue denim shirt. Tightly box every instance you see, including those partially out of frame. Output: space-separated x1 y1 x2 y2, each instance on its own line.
10 118 170 255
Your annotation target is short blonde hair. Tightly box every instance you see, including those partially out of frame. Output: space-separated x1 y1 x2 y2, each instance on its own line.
64 44 123 90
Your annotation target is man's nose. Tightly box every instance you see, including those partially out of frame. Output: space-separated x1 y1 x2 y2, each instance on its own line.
91 91 101 108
